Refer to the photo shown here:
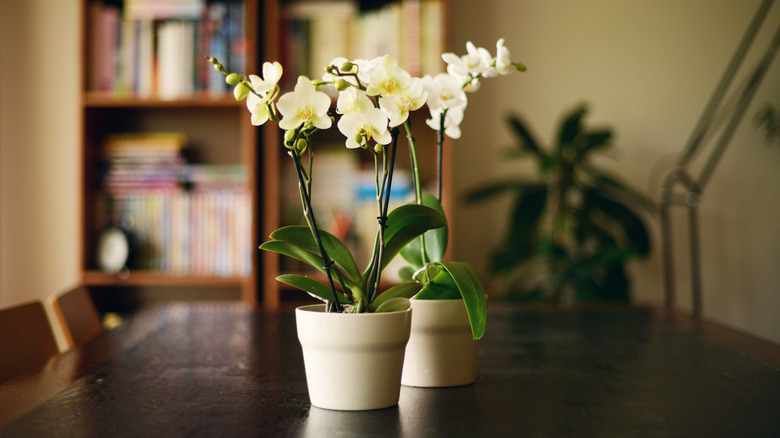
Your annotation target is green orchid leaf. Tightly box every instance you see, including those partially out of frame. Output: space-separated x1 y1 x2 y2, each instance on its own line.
434 261 488 340
401 194 448 265
380 204 446 271
369 281 422 312
399 235 424 268
374 297 411 313
420 194 448 262
397 265 417 282
260 240 325 273
415 268 461 300
269 226 361 282
276 274 350 304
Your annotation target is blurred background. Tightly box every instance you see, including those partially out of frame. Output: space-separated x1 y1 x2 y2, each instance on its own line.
1 0 778 343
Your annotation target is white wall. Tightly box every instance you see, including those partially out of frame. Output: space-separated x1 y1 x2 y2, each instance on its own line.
0 0 80 348
450 0 780 343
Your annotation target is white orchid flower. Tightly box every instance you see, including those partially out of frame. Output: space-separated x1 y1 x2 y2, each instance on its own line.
493 38 514 76
338 104 391 149
366 55 412 98
427 107 465 139
249 61 283 94
336 87 371 115
379 77 427 127
245 62 283 126
423 73 468 112
277 76 332 131
442 41 493 79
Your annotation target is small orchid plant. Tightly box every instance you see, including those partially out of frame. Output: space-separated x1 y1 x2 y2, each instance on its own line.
209 38 524 338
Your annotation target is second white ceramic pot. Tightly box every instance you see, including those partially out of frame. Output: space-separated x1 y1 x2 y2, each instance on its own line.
401 299 479 387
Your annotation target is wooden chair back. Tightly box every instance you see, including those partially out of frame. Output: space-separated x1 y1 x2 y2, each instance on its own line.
50 286 103 350
0 301 59 383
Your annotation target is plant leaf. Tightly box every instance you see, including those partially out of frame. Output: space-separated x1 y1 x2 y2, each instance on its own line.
401 194 448 265
507 114 547 160
557 104 588 152
260 240 325 273
585 190 651 256
369 281 422 312
275 274 350 304
375 297 411 313
582 165 657 215
463 179 538 203
434 261 488 340
415 268 461 300
268 226 361 282
380 204 446 271
491 185 548 273
579 129 612 158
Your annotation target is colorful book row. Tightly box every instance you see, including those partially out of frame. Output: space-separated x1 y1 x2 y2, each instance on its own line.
279 0 445 88
88 0 245 99
101 190 252 276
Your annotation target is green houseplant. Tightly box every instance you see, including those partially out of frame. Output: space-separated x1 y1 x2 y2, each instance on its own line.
467 104 655 304
208 37 524 407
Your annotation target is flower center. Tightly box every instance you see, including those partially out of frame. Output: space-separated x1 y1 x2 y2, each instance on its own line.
382 80 397 95
298 106 313 121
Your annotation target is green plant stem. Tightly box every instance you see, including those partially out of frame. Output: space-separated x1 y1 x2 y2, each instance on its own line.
367 128 401 304
290 150 342 312
437 109 447 202
404 121 423 203
403 121 430 265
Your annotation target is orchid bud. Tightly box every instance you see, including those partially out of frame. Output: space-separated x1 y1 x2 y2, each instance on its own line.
326 65 338 75
225 73 241 85
374 143 383 153
233 83 250 101
335 79 349 91
284 129 296 145
340 61 355 73
295 138 308 152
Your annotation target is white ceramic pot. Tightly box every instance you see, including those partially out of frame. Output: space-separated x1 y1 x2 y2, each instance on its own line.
401 299 479 387
295 304 412 411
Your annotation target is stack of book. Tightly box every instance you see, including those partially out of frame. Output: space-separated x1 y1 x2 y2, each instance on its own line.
88 0 245 99
99 133 251 276
101 132 187 193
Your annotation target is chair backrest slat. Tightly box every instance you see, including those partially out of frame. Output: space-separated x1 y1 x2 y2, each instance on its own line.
0 301 59 384
50 287 102 350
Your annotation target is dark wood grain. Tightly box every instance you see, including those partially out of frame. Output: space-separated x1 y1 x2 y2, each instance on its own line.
1 303 779 437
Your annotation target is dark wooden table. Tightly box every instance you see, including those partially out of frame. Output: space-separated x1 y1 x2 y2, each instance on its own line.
1 302 779 437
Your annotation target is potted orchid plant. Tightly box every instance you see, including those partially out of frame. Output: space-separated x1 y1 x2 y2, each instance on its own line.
208 38 524 408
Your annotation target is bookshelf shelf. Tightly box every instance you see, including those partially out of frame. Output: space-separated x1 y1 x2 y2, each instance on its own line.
83 93 243 108
82 270 247 287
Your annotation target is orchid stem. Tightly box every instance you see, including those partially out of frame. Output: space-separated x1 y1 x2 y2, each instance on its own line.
367 128 400 304
403 121 429 265
437 109 447 202
290 150 342 312
403 121 422 204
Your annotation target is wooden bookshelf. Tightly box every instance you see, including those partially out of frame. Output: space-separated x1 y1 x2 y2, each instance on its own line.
79 0 260 305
